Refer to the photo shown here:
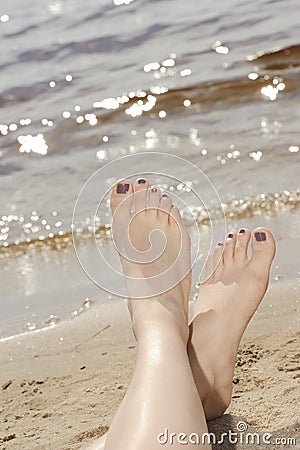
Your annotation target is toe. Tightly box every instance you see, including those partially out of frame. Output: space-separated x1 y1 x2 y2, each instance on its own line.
250 227 276 271
212 243 224 278
134 178 149 212
234 228 251 262
158 193 172 220
110 179 134 215
169 205 182 224
223 232 236 262
204 253 214 279
148 186 161 209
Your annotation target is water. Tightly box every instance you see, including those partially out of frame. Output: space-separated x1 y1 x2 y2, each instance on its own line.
0 0 299 338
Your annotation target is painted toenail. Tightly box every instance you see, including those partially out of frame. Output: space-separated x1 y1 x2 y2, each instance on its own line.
228 233 234 238
117 183 130 194
138 179 146 184
217 242 223 246
162 194 168 198
255 232 266 241
239 229 246 234
151 188 158 192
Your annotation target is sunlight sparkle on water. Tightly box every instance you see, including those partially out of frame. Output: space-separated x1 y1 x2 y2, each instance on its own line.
0 15 10 23
84 113 97 126
150 86 168 95
113 0 134 5
212 41 230 54
20 118 31 126
125 95 156 117
93 98 119 109
249 151 263 161
18 134 48 155
0 124 8 135
261 85 278 101
180 69 192 77
248 72 259 80
144 62 160 73
162 58 175 67
96 150 108 160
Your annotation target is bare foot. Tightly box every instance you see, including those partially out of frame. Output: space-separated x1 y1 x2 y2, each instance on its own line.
84 179 194 450
188 227 276 420
110 178 192 340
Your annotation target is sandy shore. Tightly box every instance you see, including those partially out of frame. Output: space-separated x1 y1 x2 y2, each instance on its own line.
0 279 299 450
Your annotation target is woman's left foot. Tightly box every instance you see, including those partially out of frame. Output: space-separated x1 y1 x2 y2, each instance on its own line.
188 227 276 419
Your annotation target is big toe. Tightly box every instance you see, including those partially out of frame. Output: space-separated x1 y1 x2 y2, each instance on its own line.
250 227 276 273
110 179 134 216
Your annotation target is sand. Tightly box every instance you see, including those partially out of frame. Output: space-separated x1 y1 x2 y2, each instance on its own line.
0 280 299 450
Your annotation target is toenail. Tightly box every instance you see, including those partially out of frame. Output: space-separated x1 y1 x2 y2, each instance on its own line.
162 194 168 198
117 183 130 194
217 242 223 246
228 233 234 238
138 179 146 184
151 187 158 192
255 231 266 241
239 229 246 234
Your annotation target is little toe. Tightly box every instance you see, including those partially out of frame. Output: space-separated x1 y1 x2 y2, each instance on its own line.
134 178 149 212
234 228 251 262
110 180 134 215
250 227 276 272
223 232 236 262
147 186 161 210
158 193 172 219
212 243 224 278
204 253 215 279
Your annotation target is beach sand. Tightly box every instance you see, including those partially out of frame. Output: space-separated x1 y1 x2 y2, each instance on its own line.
1 279 299 450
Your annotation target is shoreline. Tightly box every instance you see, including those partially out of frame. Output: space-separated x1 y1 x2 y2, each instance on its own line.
1 279 299 449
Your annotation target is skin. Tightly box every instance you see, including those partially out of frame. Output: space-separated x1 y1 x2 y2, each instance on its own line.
84 179 276 450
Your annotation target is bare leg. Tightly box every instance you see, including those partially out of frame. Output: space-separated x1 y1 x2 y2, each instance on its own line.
84 224 275 448
188 228 276 419
85 178 210 450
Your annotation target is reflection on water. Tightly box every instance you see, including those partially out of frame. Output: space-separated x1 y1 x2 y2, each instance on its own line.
0 0 299 337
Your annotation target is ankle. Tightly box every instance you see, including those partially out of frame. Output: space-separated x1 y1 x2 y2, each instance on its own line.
131 301 189 345
136 323 189 350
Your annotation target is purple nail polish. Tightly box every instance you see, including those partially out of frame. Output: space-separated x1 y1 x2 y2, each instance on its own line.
162 194 168 198
255 232 266 242
228 233 234 238
117 183 130 194
138 179 146 184
151 188 158 192
239 229 246 234
217 242 223 246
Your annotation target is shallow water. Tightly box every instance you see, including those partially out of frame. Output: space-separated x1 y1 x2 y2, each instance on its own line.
0 0 299 338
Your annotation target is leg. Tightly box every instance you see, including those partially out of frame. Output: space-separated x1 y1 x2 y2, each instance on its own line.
86 178 211 449
105 302 210 450
188 228 276 419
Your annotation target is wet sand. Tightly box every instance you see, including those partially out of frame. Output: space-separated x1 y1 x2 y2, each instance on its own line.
0 279 299 450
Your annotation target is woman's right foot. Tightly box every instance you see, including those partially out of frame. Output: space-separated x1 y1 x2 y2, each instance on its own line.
188 227 276 420
110 178 192 342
